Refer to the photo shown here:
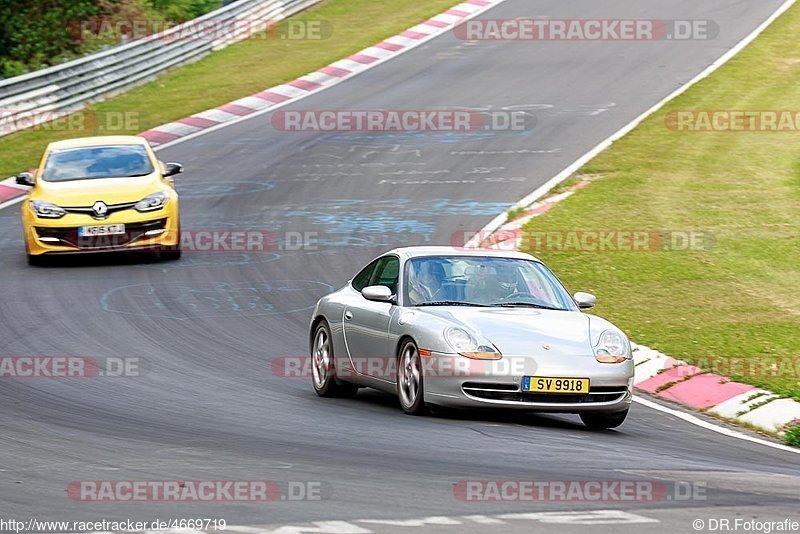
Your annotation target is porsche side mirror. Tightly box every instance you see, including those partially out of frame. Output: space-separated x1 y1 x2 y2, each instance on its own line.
574 292 597 310
15 172 34 186
163 162 183 177
362 285 394 303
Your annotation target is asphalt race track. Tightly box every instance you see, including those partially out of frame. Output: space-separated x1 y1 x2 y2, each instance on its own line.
1 1 798 532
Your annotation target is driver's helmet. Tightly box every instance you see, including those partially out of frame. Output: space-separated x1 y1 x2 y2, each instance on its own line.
418 260 445 289
495 264 517 293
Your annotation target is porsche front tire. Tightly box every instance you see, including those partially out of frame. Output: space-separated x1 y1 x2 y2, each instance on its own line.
580 409 629 430
397 339 426 415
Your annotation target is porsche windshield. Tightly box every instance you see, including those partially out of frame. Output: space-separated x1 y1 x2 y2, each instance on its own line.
41 145 155 182
405 256 577 310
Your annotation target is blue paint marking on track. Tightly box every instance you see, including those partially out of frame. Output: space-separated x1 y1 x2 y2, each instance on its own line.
176 181 275 198
100 280 333 320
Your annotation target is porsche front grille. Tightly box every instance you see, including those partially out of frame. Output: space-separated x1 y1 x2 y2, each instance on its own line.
462 382 628 404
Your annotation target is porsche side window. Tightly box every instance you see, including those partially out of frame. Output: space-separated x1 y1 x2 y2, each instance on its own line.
352 259 380 291
370 256 400 294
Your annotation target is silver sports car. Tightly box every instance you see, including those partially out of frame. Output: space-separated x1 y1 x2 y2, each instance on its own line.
309 247 634 429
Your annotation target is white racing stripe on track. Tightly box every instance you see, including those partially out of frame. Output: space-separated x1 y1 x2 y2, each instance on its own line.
83 510 658 534
0 195 25 211
634 397 800 455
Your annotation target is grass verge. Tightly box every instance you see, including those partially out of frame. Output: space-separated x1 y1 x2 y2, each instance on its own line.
519 5 800 402
0 0 460 177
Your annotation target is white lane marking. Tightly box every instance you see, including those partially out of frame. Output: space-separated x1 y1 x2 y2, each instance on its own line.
0 194 26 211
461 515 505 524
265 522 371 534
496 510 659 525
634 396 800 455
148 0 511 152
109 511 658 534
465 0 799 248
359 516 461 527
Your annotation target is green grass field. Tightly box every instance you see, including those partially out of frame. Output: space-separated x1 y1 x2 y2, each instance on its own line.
519 5 800 401
0 0 459 178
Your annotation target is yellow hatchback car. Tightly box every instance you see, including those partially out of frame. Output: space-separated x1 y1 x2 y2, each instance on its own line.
17 136 182 265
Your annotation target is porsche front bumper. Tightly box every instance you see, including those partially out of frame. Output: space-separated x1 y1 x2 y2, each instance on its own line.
422 352 634 413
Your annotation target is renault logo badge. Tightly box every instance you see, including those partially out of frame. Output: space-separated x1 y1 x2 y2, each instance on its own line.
92 201 108 218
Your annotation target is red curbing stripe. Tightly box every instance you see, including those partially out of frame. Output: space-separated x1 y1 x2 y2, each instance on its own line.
636 365 702 395
289 79 323 91
423 19 450 28
320 66 351 77
139 130 180 144
177 116 220 129
653 374 756 411
0 184 26 203
374 41 404 52
445 9 470 17
527 203 554 216
254 90 291 103
217 103 257 116
466 0 492 5
401 30 429 40
348 54 380 64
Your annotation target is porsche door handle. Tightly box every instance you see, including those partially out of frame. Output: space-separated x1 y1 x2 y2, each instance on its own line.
344 310 353 321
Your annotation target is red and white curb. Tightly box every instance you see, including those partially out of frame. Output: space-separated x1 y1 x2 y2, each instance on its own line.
0 176 29 210
632 345 800 436
468 167 800 442
1 0 506 206
138 0 502 147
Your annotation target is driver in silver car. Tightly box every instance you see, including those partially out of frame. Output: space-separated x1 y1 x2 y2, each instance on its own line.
409 260 447 303
466 263 521 303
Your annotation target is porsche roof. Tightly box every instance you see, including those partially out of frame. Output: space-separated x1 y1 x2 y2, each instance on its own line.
388 246 541 262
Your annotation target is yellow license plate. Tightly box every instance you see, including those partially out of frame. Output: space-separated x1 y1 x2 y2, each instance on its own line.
523 376 590 393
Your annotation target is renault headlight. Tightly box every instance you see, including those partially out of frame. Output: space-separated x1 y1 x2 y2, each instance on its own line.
594 330 631 363
445 327 502 360
29 200 66 219
134 192 167 212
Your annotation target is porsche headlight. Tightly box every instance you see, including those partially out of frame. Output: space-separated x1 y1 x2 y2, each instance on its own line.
29 200 66 219
594 330 631 363
134 192 167 212
445 327 502 360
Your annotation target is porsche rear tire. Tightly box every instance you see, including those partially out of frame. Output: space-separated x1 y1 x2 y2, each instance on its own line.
311 321 358 398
